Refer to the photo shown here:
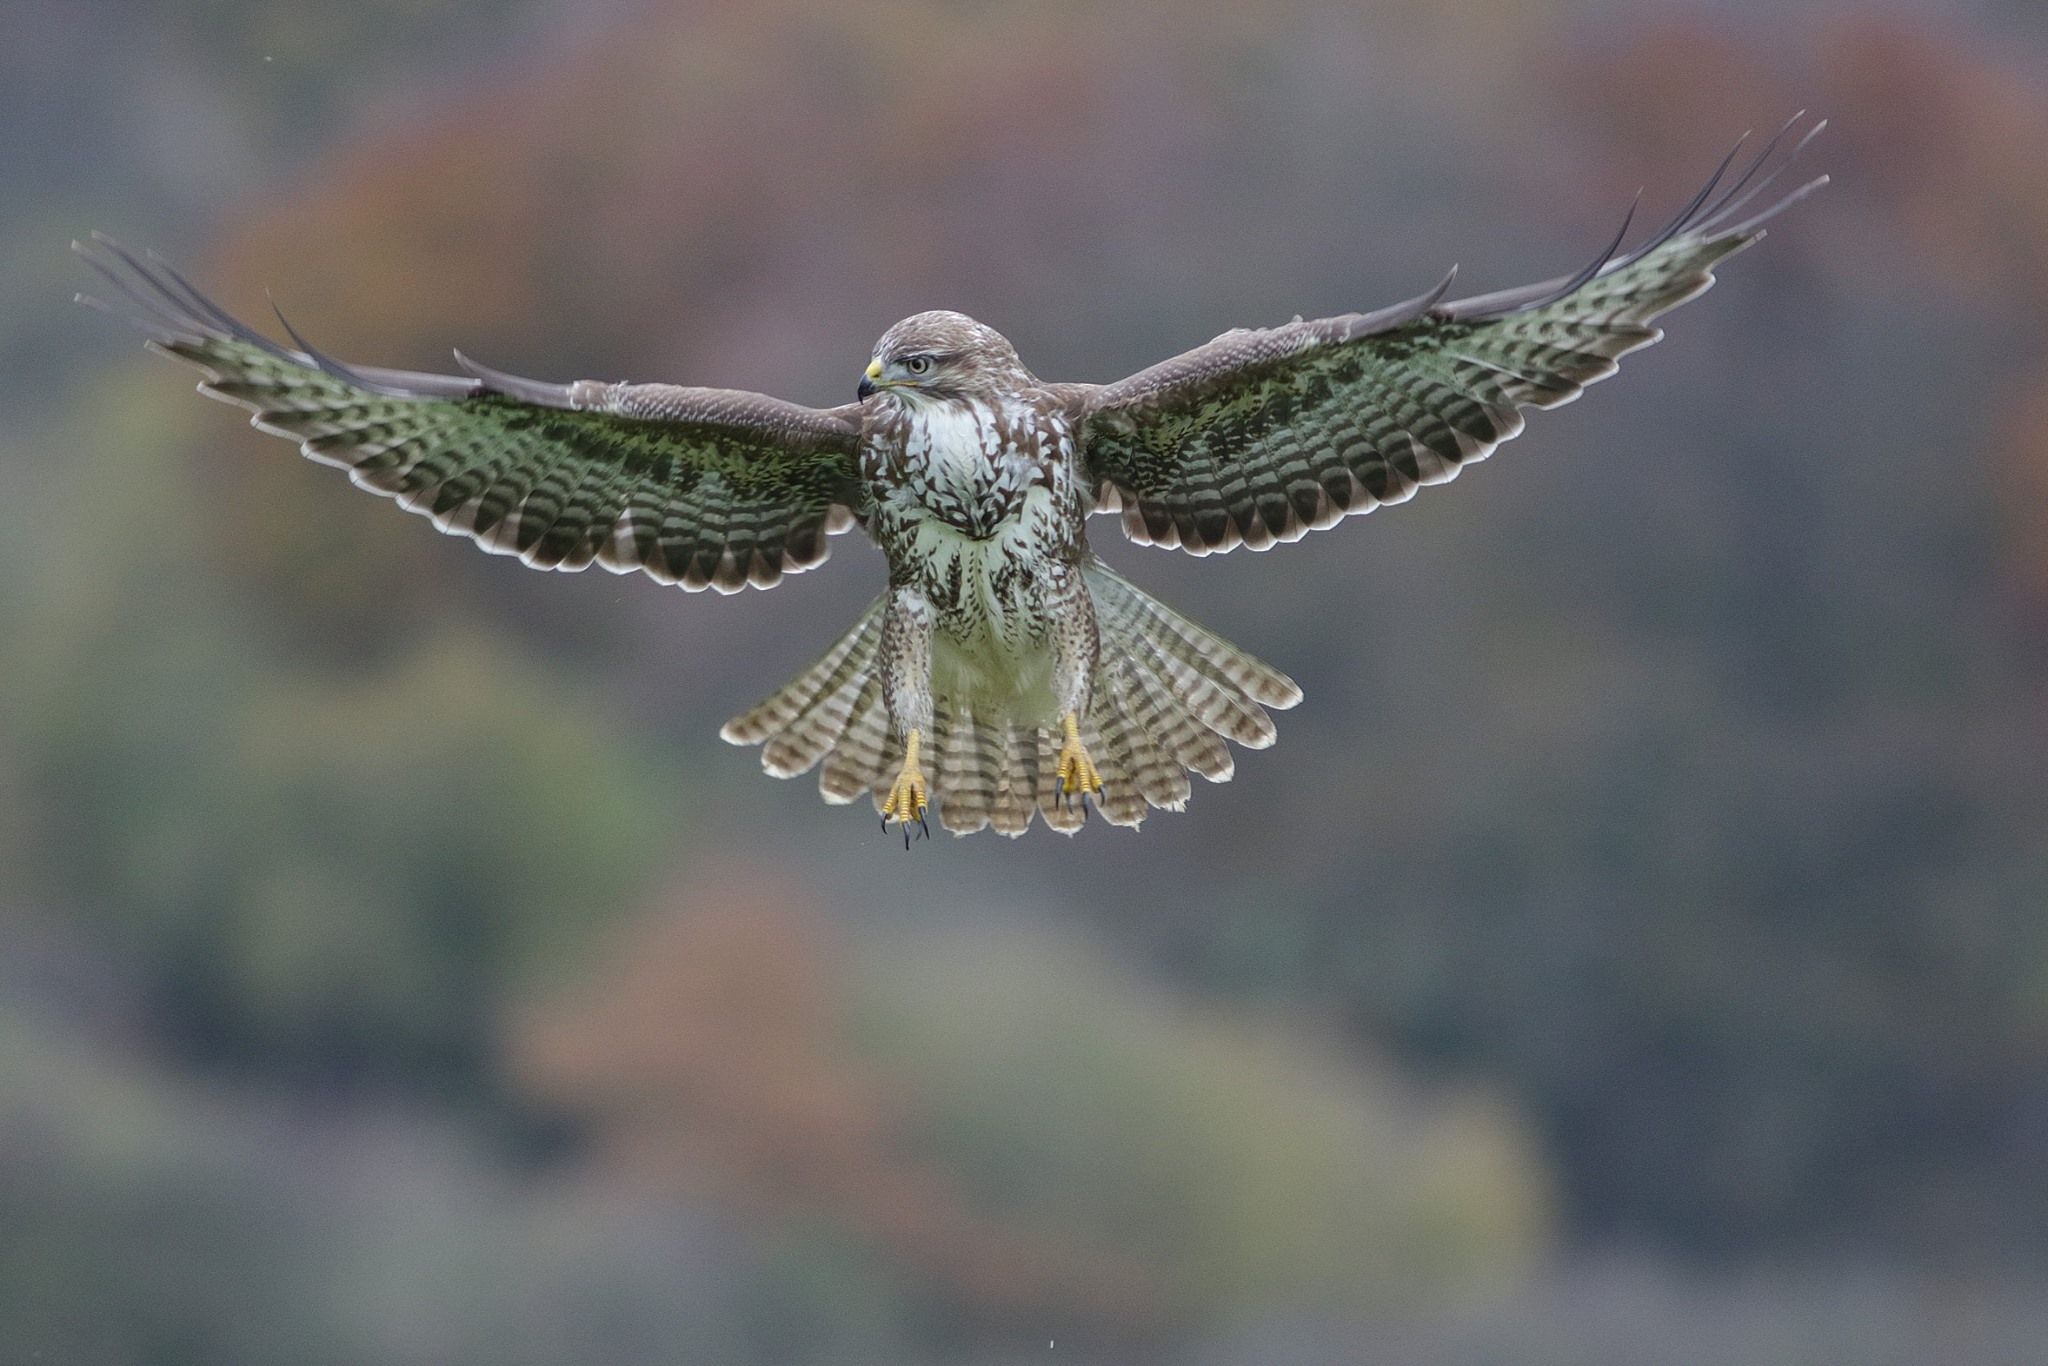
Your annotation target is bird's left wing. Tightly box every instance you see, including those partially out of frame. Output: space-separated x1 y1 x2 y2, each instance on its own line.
76 235 866 593
1077 119 1826 555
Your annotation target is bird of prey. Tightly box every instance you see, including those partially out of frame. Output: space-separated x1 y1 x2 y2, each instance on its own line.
79 119 1824 841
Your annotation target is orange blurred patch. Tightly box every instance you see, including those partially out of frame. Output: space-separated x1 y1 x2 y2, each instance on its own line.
511 866 1161 1327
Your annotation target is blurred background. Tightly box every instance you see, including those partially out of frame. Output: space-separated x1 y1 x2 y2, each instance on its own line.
5 0 2047 1361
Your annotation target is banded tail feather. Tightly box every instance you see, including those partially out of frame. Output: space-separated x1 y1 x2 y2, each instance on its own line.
721 561 1298 835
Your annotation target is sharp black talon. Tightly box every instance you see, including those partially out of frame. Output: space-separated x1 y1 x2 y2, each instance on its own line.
1081 792 1091 823
903 823 911 851
918 814 930 840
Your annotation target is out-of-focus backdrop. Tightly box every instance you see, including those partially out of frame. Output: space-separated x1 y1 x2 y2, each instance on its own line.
5 1 2046 1361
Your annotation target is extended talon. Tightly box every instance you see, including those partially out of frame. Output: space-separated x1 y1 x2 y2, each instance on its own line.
882 729 930 841
1054 712 1103 803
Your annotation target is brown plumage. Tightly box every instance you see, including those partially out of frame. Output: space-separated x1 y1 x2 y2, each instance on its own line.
78 118 1825 839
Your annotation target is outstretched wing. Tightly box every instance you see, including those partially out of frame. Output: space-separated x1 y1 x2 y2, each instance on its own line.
76 235 866 592
1078 117 1827 555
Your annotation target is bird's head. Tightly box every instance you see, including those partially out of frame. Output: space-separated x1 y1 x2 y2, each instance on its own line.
858 310 1031 403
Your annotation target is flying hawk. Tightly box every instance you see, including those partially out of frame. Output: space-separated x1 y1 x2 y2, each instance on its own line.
78 119 1824 841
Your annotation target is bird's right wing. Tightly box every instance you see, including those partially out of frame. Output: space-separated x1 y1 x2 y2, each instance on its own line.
1077 117 1826 555
77 235 867 593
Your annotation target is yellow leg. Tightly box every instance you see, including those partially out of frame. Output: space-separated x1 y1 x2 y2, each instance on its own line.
882 728 929 835
1054 711 1103 800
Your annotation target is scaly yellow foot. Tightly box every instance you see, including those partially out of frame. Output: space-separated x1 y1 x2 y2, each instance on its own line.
881 728 929 845
1055 711 1103 806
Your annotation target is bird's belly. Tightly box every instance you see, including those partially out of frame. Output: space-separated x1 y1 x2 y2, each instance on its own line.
906 491 1061 721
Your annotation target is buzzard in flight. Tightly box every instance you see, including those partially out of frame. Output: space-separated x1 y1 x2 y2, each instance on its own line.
79 119 1824 841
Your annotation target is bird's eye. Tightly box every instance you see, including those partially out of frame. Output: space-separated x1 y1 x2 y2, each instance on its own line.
904 354 932 375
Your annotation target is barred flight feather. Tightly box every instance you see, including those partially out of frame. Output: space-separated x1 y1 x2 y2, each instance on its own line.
1079 118 1826 556
818 673 892 805
721 597 885 746
988 723 1038 837
73 234 864 596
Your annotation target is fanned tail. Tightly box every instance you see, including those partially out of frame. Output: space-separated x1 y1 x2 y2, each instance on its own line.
719 562 1298 836
719 595 897 806
1064 559 1298 832
720 596 885 752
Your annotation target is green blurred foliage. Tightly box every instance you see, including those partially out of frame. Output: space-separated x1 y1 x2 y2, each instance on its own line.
7 386 681 1088
0 996 913 1366
511 897 1547 1349
850 923 1550 1326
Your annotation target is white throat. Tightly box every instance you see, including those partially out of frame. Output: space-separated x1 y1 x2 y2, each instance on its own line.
905 397 1000 489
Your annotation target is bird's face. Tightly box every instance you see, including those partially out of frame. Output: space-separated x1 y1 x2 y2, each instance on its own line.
856 349 939 400
859 310 1030 403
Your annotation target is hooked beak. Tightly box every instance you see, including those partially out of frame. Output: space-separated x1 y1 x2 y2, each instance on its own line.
856 358 883 400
